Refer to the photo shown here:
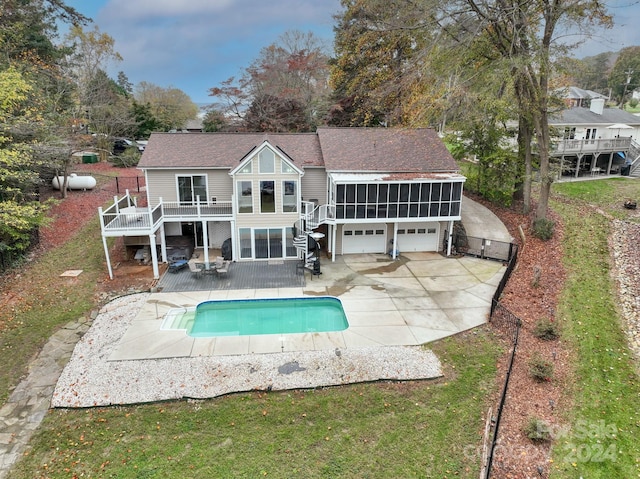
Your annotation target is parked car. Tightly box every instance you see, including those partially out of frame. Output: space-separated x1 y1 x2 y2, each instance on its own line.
113 138 144 155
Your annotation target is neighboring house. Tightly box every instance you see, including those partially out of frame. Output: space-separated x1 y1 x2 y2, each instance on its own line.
98 128 466 279
549 98 640 178
184 118 204 132
554 86 608 108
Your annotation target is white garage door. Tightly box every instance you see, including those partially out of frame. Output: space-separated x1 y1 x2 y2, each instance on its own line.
342 224 387 254
396 223 439 252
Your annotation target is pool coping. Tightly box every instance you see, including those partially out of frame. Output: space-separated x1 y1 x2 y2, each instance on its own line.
108 252 507 361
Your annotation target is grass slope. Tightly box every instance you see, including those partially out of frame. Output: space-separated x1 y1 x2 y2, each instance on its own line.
0 218 105 404
549 180 640 477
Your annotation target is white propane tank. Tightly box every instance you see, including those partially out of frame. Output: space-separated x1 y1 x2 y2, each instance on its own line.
52 173 97 190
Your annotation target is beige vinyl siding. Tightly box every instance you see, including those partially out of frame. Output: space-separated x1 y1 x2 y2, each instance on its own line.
301 167 327 204
145 169 232 206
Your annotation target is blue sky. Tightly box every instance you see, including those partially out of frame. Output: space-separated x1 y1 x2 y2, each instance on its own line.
62 1 640 107
63 0 341 106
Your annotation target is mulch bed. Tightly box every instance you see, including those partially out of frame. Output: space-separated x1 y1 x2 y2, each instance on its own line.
469 194 569 478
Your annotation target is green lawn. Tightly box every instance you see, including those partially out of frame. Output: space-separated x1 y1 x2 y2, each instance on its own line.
0 217 107 404
11 331 501 478
549 180 640 478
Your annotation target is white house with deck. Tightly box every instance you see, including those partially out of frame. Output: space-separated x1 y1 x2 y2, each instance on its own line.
99 128 466 279
550 98 640 178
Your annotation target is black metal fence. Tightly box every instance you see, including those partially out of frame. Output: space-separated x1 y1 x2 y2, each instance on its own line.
453 232 515 263
480 240 522 478
115 175 145 194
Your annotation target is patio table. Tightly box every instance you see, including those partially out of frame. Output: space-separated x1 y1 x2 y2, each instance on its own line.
196 262 217 276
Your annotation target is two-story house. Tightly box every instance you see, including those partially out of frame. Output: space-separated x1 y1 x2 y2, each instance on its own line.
99 128 466 279
550 98 640 177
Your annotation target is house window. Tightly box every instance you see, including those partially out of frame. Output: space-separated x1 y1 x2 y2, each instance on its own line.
281 162 295 173
238 163 252 174
563 127 576 140
239 228 252 259
238 181 253 213
259 149 275 173
260 180 275 213
282 180 297 213
177 175 207 204
334 180 463 220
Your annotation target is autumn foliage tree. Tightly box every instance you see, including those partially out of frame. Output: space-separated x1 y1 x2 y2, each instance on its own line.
209 30 331 132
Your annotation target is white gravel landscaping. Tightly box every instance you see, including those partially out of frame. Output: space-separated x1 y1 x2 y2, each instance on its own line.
52 293 443 408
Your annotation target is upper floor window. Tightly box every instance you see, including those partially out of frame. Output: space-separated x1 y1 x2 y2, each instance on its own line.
281 162 295 173
177 175 207 204
282 180 297 213
260 180 275 213
563 127 576 140
238 181 253 213
334 181 463 220
238 163 252 174
259 149 275 173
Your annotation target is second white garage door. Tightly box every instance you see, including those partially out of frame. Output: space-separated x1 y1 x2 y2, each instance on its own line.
342 224 387 254
395 222 439 252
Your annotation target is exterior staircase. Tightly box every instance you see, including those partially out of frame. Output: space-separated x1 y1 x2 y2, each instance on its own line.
629 140 640 177
293 201 335 274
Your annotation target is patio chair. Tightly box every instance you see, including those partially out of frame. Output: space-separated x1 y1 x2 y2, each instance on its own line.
188 259 202 278
215 256 230 276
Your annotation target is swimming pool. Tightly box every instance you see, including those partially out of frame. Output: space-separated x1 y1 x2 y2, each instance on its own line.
175 296 349 338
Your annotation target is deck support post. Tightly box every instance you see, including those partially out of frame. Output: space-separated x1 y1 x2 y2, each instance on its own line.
149 233 159 279
102 235 113 280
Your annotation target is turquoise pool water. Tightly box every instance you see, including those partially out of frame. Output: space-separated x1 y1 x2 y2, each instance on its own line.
188 296 349 337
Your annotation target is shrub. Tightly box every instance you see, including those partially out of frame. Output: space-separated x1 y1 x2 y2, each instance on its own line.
528 353 554 382
533 318 560 340
110 148 140 168
523 416 552 442
532 218 554 240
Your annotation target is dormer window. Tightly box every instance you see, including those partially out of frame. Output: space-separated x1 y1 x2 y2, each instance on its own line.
259 149 275 173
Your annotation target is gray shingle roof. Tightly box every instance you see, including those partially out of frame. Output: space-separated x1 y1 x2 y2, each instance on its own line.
316 127 458 172
138 128 459 173
138 132 323 169
551 107 640 126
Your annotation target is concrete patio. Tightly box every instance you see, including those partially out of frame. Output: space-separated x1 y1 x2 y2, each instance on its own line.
109 252 506 361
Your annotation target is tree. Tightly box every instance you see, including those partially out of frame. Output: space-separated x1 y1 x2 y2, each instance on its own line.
608 46 640 105
329 0 435 127
209 30 331 132
201 108 228 132
564 52 613 92
0 0 88 68
0 68 50 259
134 82 198 131
131 101 162 138
63 25 122 105
438 0 612 219
244 94 308 132
331 0 612 219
